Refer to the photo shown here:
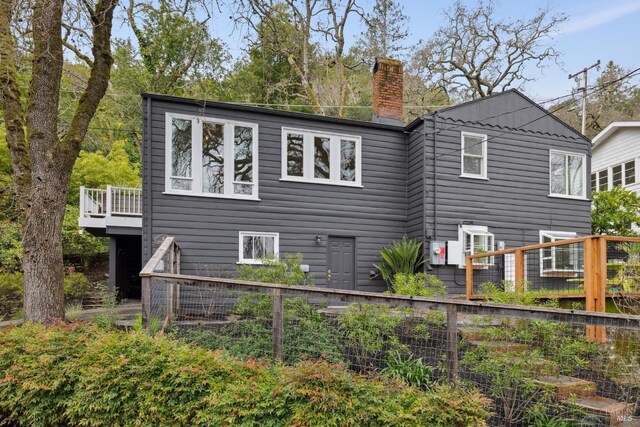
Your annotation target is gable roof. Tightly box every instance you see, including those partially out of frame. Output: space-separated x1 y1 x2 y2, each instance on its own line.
414 89 587 141
592 121 640 148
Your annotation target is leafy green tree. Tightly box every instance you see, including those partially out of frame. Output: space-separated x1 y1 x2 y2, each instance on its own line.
68 141 141 205
355 0 409 60
62 205 108 267
592 186 640 235
221 4 308 110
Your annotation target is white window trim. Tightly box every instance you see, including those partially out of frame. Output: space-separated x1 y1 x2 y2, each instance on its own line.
458 224 494 268
280 127 362 187
238 231 279 264
164 112 260 200
460 131 488 180
548 150 587 199
539 230 581 277
592 158 638 191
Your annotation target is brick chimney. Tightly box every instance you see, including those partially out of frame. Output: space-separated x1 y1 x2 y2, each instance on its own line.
372 58 404 125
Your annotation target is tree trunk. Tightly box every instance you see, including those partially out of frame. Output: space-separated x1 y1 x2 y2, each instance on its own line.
1 0 117 322
22 177 68 322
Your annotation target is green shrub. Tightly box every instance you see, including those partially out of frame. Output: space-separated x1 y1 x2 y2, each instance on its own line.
338 303 406 369
62 205 108 267
393 272 446 297
374 235 425 290
63 272 93 303
0 272 22 320
478 281 559 307
183 296 343 364
0 220 22 272
0 323 491 426
237 253 311 286
383 350 434 388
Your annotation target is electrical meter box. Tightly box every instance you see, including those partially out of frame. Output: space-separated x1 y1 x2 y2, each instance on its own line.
430 241 447 265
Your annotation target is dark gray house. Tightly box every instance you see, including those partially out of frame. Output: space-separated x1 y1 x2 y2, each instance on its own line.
135 58 591 295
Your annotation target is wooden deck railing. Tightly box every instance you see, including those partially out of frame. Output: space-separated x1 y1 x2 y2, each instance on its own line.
79 185 142 218
466 235 640 342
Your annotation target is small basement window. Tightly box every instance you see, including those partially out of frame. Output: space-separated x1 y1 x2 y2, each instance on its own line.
459 225 494 268
239 232 279 264
539 231 582 277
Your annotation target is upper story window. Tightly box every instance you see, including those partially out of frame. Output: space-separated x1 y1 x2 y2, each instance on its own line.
460 132 487 179
166 113 259 200
239 231 279 264
281 127 361 187
591 159 636 193
549 150 586 199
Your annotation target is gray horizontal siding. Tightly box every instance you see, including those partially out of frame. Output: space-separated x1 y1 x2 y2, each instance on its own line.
144 98 408 292
425 108 591 293
142 90 592 296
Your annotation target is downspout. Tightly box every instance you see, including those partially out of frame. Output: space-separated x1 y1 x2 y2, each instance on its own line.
432 113 438 242
420 120 428 273
144 96 153 262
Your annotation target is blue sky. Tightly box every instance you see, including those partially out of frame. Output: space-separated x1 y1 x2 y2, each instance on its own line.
397 0 640 101
113 0 640 103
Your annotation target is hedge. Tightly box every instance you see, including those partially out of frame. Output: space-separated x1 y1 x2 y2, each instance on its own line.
0 323 491 426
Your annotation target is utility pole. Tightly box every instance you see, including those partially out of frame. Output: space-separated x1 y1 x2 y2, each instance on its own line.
569 60 600 135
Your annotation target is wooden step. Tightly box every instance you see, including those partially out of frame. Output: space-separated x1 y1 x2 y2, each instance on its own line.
467 340 529 354
533 375 596 399
567 396 635 426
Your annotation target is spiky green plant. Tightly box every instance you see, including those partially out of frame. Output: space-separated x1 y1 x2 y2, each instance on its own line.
374 235 425 291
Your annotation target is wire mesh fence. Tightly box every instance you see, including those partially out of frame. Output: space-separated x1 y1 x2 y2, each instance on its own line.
144 274 640 427
469 236 640 302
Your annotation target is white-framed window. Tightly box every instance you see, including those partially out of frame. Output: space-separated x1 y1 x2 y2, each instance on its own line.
539 230 582 277
458 224 494 268
165 113 259 200
460 132 487 179
239 231 279 264
281 127 362 187
549 150 586 199
591 159 637 193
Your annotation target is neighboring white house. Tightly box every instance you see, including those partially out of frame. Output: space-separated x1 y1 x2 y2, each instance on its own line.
591 121 640 195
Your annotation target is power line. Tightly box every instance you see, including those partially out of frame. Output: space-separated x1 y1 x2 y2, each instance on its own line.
431 68 640 162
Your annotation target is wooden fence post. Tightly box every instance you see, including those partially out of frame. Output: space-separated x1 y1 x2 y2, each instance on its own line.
142 276 151 326
596 237 608 342
515 249 525 293
272 288 284 362
583 237 607 343
446 305 459 381
466 256 474 299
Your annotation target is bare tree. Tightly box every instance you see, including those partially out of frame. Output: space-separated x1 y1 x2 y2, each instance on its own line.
413 0 566 99
0 0 118 322
233 0 362 117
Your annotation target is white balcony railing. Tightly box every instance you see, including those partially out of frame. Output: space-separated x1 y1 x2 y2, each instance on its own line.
79 186 142 229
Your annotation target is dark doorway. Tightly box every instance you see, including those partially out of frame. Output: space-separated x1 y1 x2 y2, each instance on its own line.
110 235 142 300
327 236 356 290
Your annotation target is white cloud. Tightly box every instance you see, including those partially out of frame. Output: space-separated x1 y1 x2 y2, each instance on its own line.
561 1 640 35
